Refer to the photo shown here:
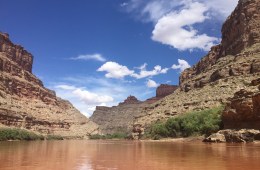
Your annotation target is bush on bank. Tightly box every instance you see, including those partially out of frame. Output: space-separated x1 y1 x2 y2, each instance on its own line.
0 128 44 141
146 106 224 140
89 133 128 140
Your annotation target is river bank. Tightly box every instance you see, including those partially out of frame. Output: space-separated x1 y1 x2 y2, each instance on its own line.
2 126 260 144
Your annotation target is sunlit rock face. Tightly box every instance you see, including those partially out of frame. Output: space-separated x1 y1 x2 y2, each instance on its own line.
0 32 99 137
222 79 260 129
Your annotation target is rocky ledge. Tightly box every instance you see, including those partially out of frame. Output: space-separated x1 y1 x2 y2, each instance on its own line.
204 129 260 143
222 78 260 129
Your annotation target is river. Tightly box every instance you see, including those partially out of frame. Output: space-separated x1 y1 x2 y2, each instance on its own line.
0 140 260 170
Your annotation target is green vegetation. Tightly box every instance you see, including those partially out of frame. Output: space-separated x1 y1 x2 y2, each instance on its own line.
89 133 128 140
145 106 224 140
0 128 44 141
46 135 64 140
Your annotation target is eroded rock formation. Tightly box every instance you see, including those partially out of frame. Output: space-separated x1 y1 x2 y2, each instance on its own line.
145 84 178 103
0 32 99 137
119 95 141 105
90 85 178 134
222 79 260 129
180 0 260 92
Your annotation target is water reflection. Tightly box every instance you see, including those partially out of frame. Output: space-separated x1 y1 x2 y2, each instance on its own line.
0 140 260 170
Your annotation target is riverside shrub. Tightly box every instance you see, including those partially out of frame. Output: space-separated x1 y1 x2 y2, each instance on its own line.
149 122 170 140
147 106 223 139
89 133 128 140
0 128 44 141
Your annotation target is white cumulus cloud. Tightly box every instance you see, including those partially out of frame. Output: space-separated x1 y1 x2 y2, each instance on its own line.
70 53 106 62
202 0 238 17
152 2 219 51
55 84 77 90
54 84 114 117
172 59 191 72
97 61 134 79
72 88 114 105
124 0 238 51
98 61 169 79
132 63 169 79
147 79 159 88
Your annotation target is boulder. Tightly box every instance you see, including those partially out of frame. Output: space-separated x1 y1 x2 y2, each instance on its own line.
204 129 260 143
203 133 226 143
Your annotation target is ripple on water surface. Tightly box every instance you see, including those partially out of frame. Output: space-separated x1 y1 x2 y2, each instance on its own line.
0 140 260 170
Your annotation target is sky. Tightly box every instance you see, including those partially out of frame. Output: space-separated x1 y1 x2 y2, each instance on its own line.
0 0 238 117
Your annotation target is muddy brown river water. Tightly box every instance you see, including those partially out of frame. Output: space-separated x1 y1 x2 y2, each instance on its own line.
0 140 260 170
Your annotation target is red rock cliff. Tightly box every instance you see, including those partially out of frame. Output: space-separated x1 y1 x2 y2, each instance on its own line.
0 33 33 72
0 33 99 137
180 0 260 91
156 84 178 98
221 0 260 56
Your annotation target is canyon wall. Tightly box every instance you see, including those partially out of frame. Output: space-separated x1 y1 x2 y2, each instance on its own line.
0 33 99 137
133 0 260 135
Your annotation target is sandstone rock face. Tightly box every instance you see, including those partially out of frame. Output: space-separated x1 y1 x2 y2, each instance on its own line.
0 33 99 137
0 33 33 72
145 84 178 104
133 0 260 137
90 85 178 134
221 0 260 56
222 80 260 129
156 84 178 98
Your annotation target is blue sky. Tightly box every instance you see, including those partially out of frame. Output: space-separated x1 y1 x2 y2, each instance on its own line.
0 0 238 117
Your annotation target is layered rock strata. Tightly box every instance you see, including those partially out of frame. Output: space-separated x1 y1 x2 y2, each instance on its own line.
90 102 149 134
0 33 99 137
222 79 260 129
133 0 260 136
